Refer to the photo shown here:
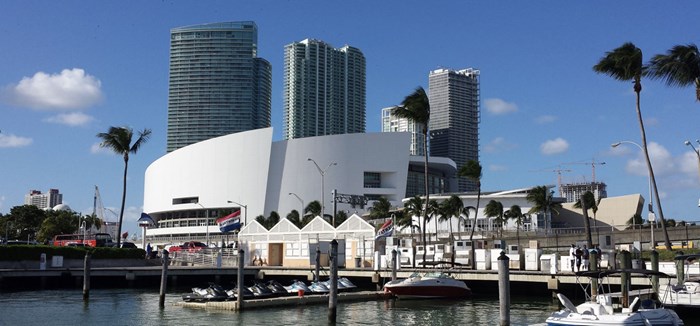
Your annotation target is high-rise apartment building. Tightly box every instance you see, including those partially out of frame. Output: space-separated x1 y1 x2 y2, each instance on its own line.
428 68 480 192
24 189 62 209
167 21 272 152
283 39 365 140
381 107 425 156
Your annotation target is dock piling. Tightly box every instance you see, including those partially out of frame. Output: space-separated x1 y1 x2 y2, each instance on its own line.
589 250 598 300
238 249 245 311
651 250 659 292
315 245 321 282
498 251 510 326
329 239 338 323
620 250 631 308
83 252 91 301
159 250 169 308
391 249 397 282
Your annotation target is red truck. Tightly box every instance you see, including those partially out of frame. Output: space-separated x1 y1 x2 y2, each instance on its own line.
168 241 208 252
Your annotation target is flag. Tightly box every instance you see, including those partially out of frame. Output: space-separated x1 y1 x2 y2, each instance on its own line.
375 219 393 240
138 212 155 226
216 210 241 233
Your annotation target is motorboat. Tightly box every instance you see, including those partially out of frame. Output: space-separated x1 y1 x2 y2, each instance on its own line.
182 283 228 302
659 254 700 310
382 271 471 299
545 269 684 326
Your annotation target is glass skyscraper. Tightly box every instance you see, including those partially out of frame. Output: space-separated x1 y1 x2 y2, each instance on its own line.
283 39 365 140
428 68 480 192
167 21 272 152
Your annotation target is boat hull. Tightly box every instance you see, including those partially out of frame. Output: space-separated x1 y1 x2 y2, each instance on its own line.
384 282 471 299
546 308 684 326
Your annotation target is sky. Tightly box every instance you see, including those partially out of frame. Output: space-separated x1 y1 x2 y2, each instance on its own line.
1 1 699 237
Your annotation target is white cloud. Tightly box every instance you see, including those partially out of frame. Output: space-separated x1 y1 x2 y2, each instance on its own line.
484 137 517 153
623 142 674 177
44 112 95 126
489 164 508 172
0 133 33 148
2 68 102 110
484 98 518 115
90 142 110 154
540 138 569 155
535 115 557 124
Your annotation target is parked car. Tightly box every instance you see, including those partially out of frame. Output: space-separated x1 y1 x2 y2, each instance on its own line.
168 241 208 252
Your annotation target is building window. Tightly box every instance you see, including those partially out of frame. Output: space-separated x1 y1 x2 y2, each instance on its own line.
363 172 381 188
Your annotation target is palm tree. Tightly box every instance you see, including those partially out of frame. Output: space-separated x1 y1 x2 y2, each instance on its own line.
593 42 672 250
648 43 700 102
459 160 482 243
504 205 524 250
572 191 596 248
526 185 561 233
626 213 644 229
286 210 303 229
440 195 464 242
400 195 424 267
368 197 392 221
484 200 505 238
304 201 322 219
461 206 477 240
97 126 151 247
392 87 430 262
426 199 440 244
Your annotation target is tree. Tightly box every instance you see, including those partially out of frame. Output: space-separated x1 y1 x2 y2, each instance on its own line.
5 205 47 241
459 160 482 243
572 191 596 248
399 195 423 268
484 200 505 238
504 205 524 249
426 199 440 244
82 213 103 232
304 201 322 219
392 87 430 263
627 213 644 229
286 210 303 229
368 197 392 221
593 42 672 250
334 210 348 227
440 195 463 242
648 43 700 102
97 126 151 247
526 185 561 233
38 210 80 243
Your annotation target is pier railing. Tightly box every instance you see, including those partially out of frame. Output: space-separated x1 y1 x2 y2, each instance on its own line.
169 248 239 267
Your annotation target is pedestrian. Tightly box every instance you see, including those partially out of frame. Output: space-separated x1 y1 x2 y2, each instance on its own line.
575 246 583 272
581 245 590 271
569 244 576 272
595 244 602 269
146 243 152 259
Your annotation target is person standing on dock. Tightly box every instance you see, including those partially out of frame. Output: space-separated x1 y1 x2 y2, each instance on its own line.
575 246 583 272
581 245 590 271
569 244 576 272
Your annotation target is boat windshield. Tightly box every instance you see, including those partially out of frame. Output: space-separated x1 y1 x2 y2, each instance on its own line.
424 272 448 278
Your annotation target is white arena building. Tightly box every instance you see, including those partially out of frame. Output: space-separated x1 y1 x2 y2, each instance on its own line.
142 127 457 245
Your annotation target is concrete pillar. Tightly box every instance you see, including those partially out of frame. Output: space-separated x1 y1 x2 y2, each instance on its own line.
651 250 659 292
589 250 598 301
83 252 91 301
620 250 631 308
159 250 169 308
498 251 510 326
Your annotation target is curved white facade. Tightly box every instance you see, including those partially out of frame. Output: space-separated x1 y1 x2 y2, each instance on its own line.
143 128 454 239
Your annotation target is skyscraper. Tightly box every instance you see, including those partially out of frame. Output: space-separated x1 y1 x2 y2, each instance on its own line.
24 189 63 209
167 22 272 152
381 107 425 156
283 39 365 140
428 68 480 192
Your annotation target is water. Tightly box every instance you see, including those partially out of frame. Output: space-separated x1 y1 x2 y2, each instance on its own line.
0 289 557 326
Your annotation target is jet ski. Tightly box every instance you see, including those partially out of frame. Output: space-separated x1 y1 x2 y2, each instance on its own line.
182 283 228 302
266 280 289 295
248 281 275 298
339 277 357 290
284 280 312 294
309 281 330 293
226 282 255 300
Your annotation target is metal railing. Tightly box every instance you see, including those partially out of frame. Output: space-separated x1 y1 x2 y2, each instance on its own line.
169 248 239 267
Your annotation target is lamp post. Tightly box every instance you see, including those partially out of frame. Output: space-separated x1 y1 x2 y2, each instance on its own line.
80 220 87 245
612 141 655 249
307 158 337 221
684 140 700 183
289 193 304 217
195 202 210 246
227 200 247 227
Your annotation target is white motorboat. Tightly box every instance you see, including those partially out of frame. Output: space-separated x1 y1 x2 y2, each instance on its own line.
383 271 471 299
659 254 700 310
545 269 684 326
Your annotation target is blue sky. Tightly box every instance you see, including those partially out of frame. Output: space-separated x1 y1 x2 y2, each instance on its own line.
1 1 699 237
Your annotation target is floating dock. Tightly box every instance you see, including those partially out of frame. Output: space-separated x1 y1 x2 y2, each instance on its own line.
175 291 393 311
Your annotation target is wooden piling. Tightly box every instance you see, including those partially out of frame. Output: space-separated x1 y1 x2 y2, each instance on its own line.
328 239 338 323
498 251 510 326
391 249 397 282
83 252 91 301
159 250 169 308
651 250 659 292
620 250 631 308
675 251 685 285
238 249 245 311
589 250 598 300
315 245 321 282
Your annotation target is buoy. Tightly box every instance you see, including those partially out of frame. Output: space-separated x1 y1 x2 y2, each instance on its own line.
298 289 304 297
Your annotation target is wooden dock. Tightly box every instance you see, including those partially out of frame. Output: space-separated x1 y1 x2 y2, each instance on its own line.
174 291 393 311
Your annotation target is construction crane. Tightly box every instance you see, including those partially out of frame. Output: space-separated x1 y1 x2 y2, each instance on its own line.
531 166 571 197
563 159 606 182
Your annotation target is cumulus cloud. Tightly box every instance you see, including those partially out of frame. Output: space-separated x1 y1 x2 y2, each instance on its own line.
484 98 518 115
2 68 102 110
0 133 33 148
535 115 557 124
484 137 517 153
623 142 674 177
44 112 95 126
540 138 569 155
90 142 109 154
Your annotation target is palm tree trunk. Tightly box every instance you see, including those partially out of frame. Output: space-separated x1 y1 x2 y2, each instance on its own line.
634 87 672 250
468 184 481 242
422 130 429 266
117 156 129 248
582 201 593 248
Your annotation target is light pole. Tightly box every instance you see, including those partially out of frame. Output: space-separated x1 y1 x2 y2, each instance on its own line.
612 141 655 249
195 202 210 246
80 220 87 245
227 200 247 227
289 193 304 217
684 140 700 182
307 158 337 221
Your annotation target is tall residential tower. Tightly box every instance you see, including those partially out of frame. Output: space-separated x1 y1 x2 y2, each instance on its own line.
428 68 480 192
283 39 366 140
167 22 272 152
381 107 425 156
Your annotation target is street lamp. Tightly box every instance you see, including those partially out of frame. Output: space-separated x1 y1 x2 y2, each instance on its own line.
289 192 304 217
195 202 210 246
227 200 247 227
684 140 700 183
307 158 337 221
612 141 655 248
